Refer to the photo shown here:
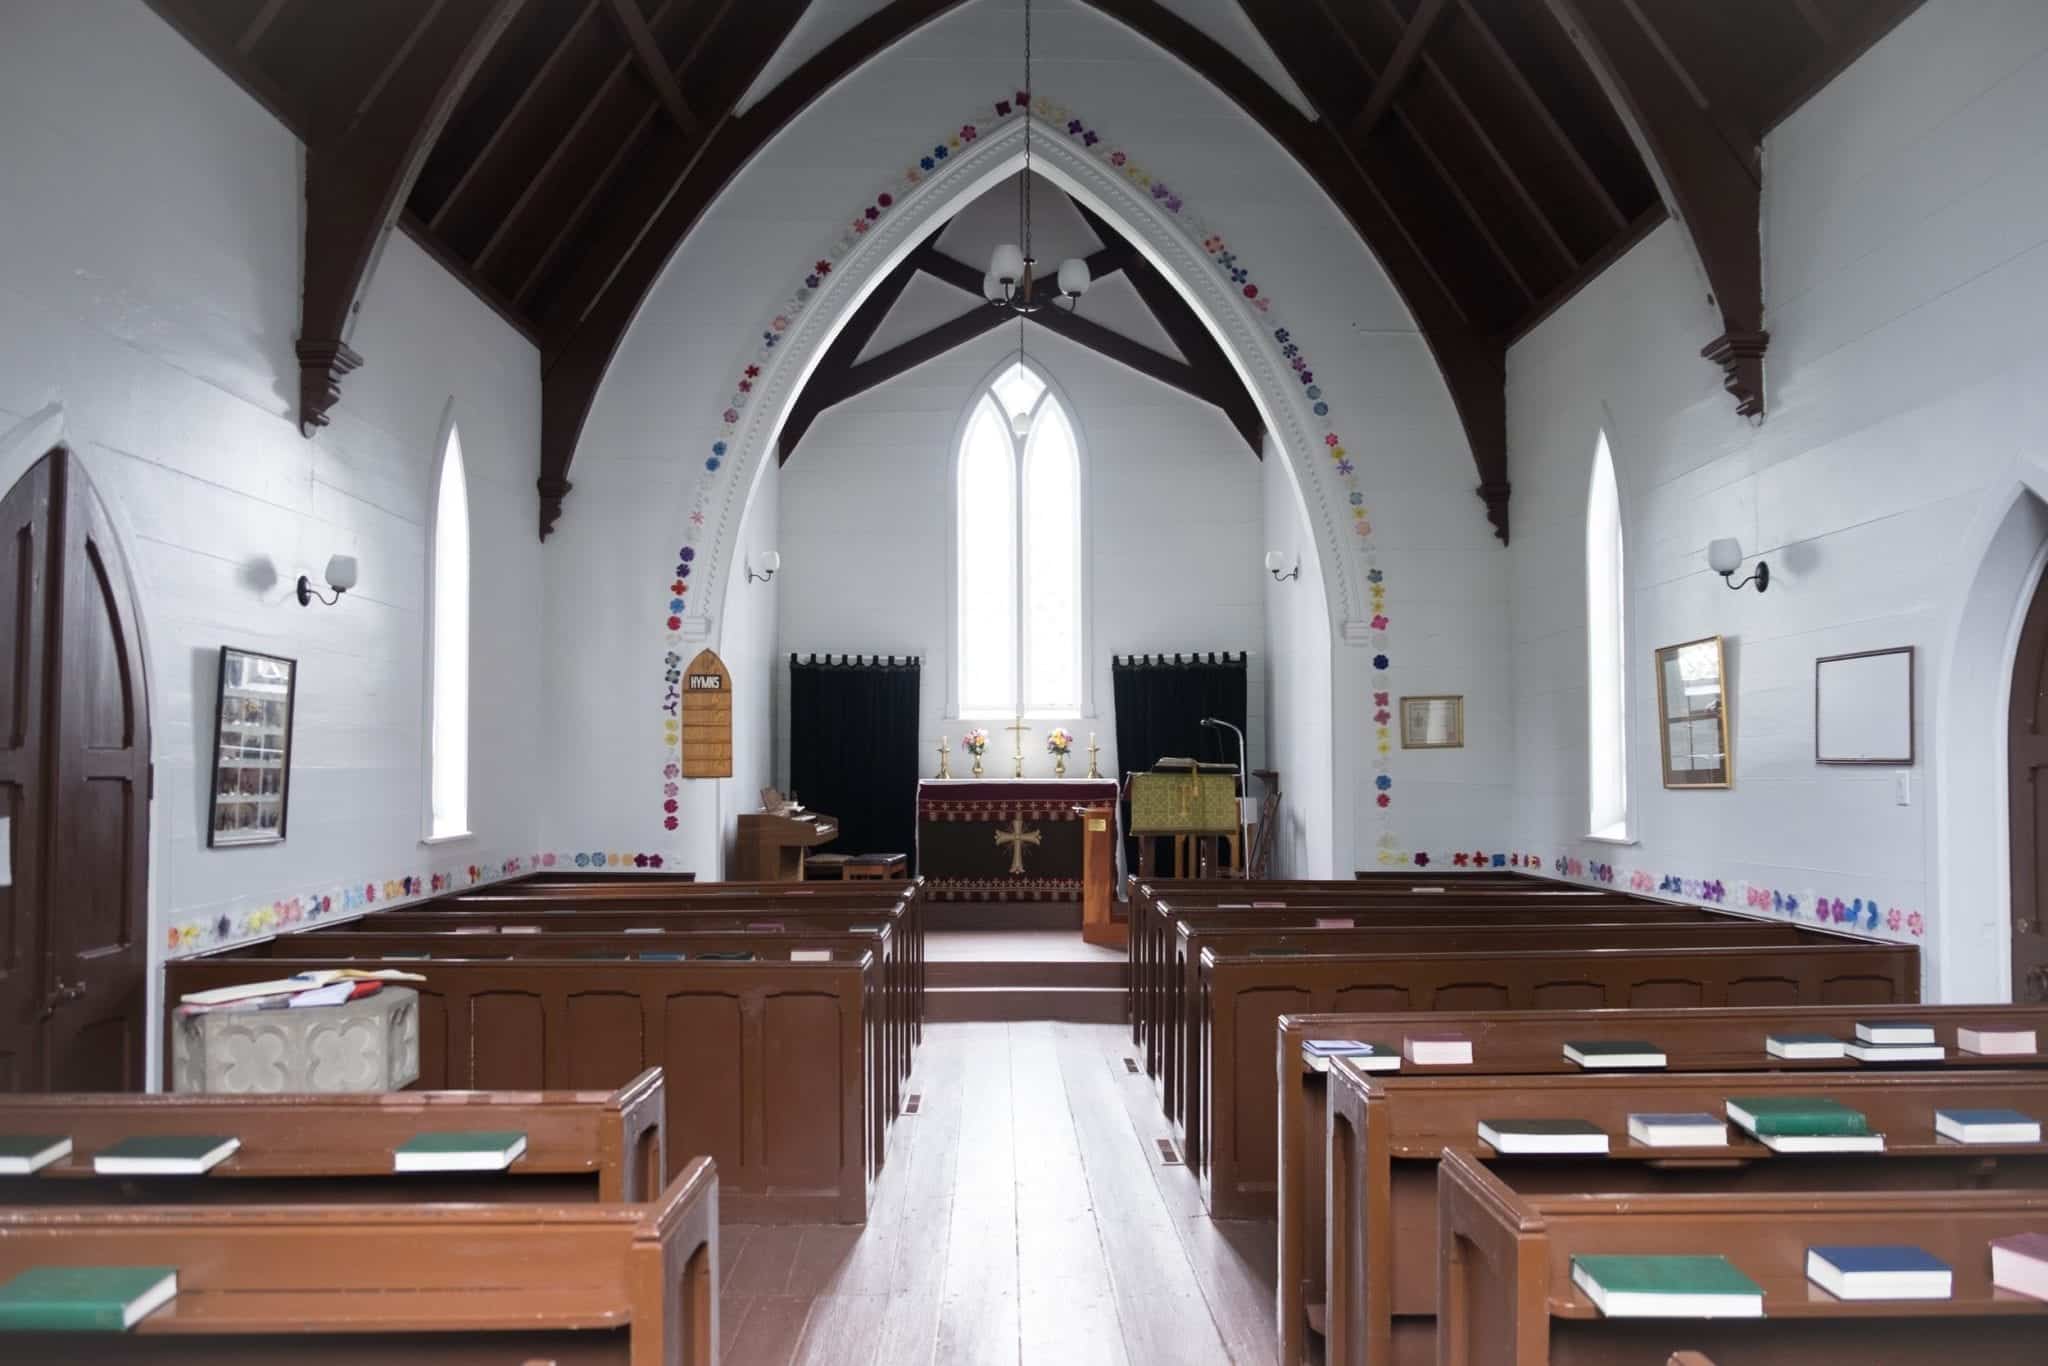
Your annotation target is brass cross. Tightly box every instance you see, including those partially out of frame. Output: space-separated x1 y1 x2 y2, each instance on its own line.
994 816 1042 875
1005 716 1031 779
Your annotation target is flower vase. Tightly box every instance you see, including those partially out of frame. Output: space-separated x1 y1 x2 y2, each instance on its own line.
1054 755 1067 778
972 755 984 777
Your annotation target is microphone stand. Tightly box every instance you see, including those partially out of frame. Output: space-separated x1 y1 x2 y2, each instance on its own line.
1201 717 1249 878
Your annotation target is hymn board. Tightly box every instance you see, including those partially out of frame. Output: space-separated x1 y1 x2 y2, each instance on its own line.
680 649 732 779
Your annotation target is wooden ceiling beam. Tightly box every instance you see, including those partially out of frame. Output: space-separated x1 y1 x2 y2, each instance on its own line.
1543 0 1768 417
603 0 700 137
537 0 974 539
296 0 528 434
1349 0 1447 140
917 243 1137 300
141 0 310 139
235 0 293 57
777 231 944 461
1121 0 1503 536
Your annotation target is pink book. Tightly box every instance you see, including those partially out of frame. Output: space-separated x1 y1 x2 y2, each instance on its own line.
1992 1233 2048 1300
1404 1033 1474 1065
1959 1026 2037 1055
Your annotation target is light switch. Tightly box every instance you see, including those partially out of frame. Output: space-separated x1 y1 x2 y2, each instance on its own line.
1894 771 1911 807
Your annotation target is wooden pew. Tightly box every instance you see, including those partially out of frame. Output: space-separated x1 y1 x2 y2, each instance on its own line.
166 951 879 1223
1271 1002 2048 1365
1436 1147 2048 1365
1128 879 1647 1052
1161 912 1811 1122
0 1071 663 1205
501 868 698 886
1329 1064 2048 1366
1196 934 1917 1216
1170 918 1874 1163
279 923 912 1124
0 1159 718 1364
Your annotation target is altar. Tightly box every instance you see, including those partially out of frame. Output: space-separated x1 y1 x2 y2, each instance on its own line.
915 779 1119 903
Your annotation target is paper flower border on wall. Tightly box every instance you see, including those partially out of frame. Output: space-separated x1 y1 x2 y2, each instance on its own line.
657 93 1389 841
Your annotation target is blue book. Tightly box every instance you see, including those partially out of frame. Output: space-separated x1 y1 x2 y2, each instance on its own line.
1935 1107 2041 1143
1805 1245 1952 1300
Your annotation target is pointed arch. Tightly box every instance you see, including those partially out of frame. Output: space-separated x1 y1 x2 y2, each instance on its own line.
424 406 472 841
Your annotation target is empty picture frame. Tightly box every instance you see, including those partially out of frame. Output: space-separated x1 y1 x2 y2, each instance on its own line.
1400 695 1464 749
1816 646 1914 765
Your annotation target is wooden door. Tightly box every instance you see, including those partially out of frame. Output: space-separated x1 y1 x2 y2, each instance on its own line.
0 448 149 1088
2012 561 2048 1002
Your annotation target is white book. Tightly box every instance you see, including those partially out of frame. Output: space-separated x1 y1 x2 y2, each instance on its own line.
1805 1246 1953 1301
93 1135 240 1175
1934 1108 2042 1143
1476 1118 1609 1155
1563 1041 1667 1069
1844 1041 1945 1063
1854 1020 1935 1045
1626 1113 1727 1147
1301 1042 1399 1074
789 949 833 962
0 1136 73 1175
1958 1026 2037 1055
393 1132 528 1173
1756 1132 1886 1153
1764 1032 1845 1059
1403 1035 1473 1065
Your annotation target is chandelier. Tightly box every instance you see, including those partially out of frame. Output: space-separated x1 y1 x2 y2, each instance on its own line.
982 0 1089 316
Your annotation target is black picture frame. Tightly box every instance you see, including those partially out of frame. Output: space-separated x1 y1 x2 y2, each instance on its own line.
207 645 297 848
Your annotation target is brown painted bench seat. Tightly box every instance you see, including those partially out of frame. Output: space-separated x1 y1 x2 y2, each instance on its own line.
165 951 880 1223
0 1158 717 1364
1172 919 1895 1166
1329 1065 2048 1366
1436 1147 2048 1366
0 1069 663 1204
1271 1002 2048 1365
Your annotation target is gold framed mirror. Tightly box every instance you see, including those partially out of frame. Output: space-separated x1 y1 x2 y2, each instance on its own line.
1655 635 1730 788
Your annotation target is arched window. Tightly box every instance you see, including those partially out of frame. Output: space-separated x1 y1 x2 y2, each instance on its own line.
425 422 470 840
1586 431 1629 840
957 362 1083 716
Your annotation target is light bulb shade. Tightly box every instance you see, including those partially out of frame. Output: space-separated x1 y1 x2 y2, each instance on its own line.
1010 410 1033 438
1263 550 1289 573
1706 537 1743 576
1057 257 1091 296
324 554 359 591
982 271 1003 302
757 551 781 574
989 243 1026 283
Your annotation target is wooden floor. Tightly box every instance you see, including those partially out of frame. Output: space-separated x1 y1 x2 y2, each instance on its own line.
720 1022 1278 1365
926 929 1129 963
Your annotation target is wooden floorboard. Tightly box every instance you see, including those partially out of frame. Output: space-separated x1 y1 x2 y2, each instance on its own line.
722 1022 1277 1366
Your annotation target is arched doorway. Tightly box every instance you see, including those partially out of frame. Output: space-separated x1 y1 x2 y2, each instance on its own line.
2011 553 2048 1001
0 445 151 1088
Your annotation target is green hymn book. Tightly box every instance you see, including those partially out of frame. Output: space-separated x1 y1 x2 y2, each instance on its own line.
392 1130 528 1173
91 1134 238 1175
1570 1255 1763 1318
0 1135 72 1175
1723 1095 1870 1136
0 1266 178 1332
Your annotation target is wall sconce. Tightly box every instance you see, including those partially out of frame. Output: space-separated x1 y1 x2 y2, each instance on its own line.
296 554 359 607
746 551 781 584
1264 550 1300 582
1707 538 1769 593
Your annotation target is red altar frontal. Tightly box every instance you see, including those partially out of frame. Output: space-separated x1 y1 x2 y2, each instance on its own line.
915 779 1119 901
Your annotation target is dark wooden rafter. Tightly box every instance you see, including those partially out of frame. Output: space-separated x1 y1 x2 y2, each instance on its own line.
536 0 974 538
602 0 699 136
779 199 1264 461
1542 0 1767 416
1350 0 1448 140
1088 0 1510 539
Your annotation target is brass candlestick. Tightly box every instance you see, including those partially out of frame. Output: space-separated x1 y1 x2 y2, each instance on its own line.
1087 733 1101 780
937 735 952 779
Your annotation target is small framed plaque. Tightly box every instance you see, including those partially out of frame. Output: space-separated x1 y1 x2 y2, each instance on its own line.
208 646 297 847
1400 695 1464 749
1816 646 1914 765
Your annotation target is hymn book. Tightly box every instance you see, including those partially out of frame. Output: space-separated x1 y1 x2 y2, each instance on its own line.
1301 1041 1398 1073
1805 1245 1952 1300
1403 1034 1473 1065
1991 1233 2048 1300
1626 1112 1727 1147
0 1266 178 1332
1477 1118 1608 1155
1563 1039 1666 1069
1934 1108 2042 1143
92 1135 239 1175
393 1131 528 1173
1854 1020 1935 1045
1765 1032 1845 1059
0 1135 71 1175
1568 1255 1763 1318
1725 1096 1883 1152
1845 1040 1946 1063
1959 1026 2037 1055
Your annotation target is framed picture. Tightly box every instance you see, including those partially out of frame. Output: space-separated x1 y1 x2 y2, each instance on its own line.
1400 695 1464 749
207 646 297 848
1816 646 1914 765
1655 635 1730 788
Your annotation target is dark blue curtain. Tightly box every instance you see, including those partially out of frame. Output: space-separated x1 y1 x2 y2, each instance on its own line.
1111 653 1248 872
788 655 922 858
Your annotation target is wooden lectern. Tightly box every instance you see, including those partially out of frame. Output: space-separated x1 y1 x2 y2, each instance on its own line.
1072 801 1124 948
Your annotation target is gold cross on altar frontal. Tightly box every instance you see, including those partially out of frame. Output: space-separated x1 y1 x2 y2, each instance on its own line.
1005 716 1031 779
994 816 1042 875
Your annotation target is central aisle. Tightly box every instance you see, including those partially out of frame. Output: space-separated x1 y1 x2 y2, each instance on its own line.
719 1022 1278 1366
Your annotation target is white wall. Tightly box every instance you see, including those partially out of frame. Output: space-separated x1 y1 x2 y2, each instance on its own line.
551 0 1511 877
0 1 546 1024
716 455 782 875
1261 439 1334 875
1506 0 2048 999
